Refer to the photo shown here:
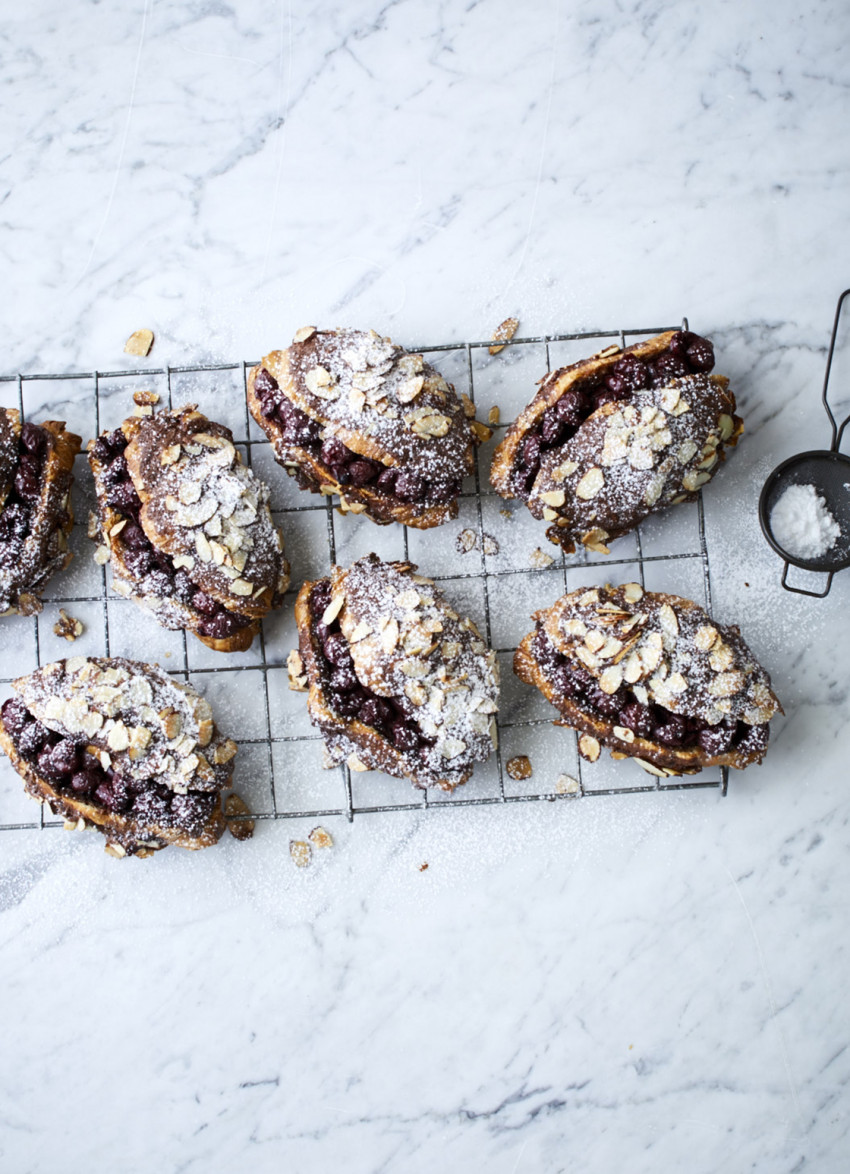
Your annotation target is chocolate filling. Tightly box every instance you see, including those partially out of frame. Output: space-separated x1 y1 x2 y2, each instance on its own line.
254 368 463 508
309 581 433 757
515 331 716 495
92 430 253 640
0 423 59 557
1 696 217 837
532 626 767 758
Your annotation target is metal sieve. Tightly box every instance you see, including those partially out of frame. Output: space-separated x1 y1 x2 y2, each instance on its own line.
759 289 850 597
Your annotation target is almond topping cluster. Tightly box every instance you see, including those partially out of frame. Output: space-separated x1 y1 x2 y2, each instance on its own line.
550 585 779 728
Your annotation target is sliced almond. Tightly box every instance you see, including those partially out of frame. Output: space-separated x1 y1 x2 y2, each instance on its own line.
658 603 679 640
397 375 425 404
585 629 606 653
293 325 317 343
622 583 644 604
551 459 579 482
93 545 110 565
124 329 154 356
578 734 600 763
539 489 566 508
212 738 238 765
489 316 519 355
694 625 718 651
395 589 421 610
195 532 213 563
231 579 254 596
106 721 130 752
613 725 635 743
529 547 554 569
575 467 604 500
404 680 428 706
709 641 735 672
667 672 688 694
709 670 745 697
349 620 372 642
179 481 202 505
380 618 399 653
322 594 345 626
555 774 580 795
440 737 467 760
599 664 623 694
718 413 735 441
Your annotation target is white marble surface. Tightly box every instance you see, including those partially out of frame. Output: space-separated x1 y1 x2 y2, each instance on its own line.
2 1 850 1170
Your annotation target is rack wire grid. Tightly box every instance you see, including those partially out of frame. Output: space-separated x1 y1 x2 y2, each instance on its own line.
0 318 729 835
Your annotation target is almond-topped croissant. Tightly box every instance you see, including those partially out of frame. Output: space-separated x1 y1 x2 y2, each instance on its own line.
88 406 290 652
294 554 500 791
0 656 237 856
514 583 781 777
248 327 491 528
0 407 81 616
490 330 743 553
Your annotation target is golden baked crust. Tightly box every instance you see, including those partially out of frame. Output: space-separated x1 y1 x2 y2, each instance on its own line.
248 327 490 528
295 554 500 791
0 410 82 616
0 656 236 857
89 406 290 652
490 332 743 553
514 583 781 776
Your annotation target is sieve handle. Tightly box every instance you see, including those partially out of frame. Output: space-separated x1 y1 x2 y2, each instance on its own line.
781 561 834 598
822 287 850 452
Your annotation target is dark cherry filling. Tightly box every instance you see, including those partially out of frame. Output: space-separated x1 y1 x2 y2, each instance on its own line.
309 581 432 758
516 331 716 494
254 368 462 508
532 627 767 757
0 423 56 554
91 430 252 639
1 697 216 836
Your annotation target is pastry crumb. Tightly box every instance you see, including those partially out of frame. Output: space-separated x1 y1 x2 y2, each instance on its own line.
489 317 519 355
225 793 255 840
124 329 155 357
309 826 333 849
488 405 500 427
555 774 580 795
290 840 312 868
419 862 429 872
506 754 532 780
53 609 84 642
133 389 160 407
287 648 308 692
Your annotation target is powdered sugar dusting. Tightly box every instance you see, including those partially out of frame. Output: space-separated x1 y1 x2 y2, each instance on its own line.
769 482 841 561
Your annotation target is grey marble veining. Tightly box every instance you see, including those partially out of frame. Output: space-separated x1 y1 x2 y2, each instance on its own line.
2 1 850 1171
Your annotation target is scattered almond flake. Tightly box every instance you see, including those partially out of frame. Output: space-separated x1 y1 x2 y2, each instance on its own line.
482 533 499 556
529 547 554 569
456 528 477 554
506 754 532 780
489 316 519 355
555 774 580 795
133 389 159 407
488 405 501 427
124 329 154 357
578 734 600 763
293 325 317 343
309 826 333 849
53 609 84 642
395 589 421 610
289 840 312 868
223 793 255 840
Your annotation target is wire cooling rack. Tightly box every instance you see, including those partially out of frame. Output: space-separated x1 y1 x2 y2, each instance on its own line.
0 319 729 834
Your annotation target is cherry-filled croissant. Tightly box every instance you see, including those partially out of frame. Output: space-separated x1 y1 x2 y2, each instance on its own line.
0 407 81 616
248 327 491 528
490 330 743 553
514 583 781 776
89 406 290 652
0 656 237 857
294 554 500 791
